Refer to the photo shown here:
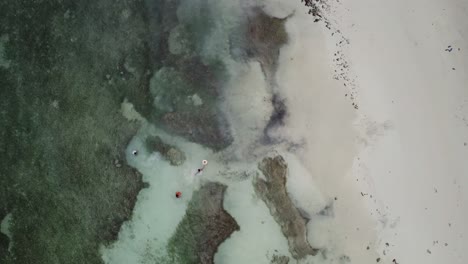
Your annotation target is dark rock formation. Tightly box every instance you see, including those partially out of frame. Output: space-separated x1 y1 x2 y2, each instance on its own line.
167 182 239 264
162 110 232 151
245 9 288 82
145 135 186 166
271 255 290 264
254 156 318 259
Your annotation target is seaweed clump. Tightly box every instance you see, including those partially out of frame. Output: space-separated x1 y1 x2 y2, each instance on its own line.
145 135 186 166
167 182 239 264
0 0 154 263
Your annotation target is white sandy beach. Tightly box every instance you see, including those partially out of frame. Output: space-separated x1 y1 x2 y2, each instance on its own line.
302 0 468 263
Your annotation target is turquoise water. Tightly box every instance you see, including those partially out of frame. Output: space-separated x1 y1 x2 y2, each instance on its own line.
0 0 359 263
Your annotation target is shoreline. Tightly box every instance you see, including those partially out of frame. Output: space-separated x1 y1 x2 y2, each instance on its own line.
333 0 468 263
271 1 381 262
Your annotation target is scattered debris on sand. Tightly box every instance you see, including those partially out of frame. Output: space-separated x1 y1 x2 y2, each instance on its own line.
271 254 290 264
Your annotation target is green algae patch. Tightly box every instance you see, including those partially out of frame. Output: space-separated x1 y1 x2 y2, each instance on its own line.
247 10 289 54
167 182 239 264
141 0 233 150
145 135 186 166
150 56 232 151
150 67 193 113
230 8 289 83
0 0 154 263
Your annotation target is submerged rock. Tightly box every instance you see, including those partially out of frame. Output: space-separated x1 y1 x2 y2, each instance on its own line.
149 67 191 112
254 156 318 259
167 182 239 264
166 148 185 166
148 57 232 150
145 135 186 166
162 109 232 151
240 9 289 83
271 255 290 264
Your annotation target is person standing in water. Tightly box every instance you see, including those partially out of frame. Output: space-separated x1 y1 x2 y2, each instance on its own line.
195 160 208 175
176 160 208 199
